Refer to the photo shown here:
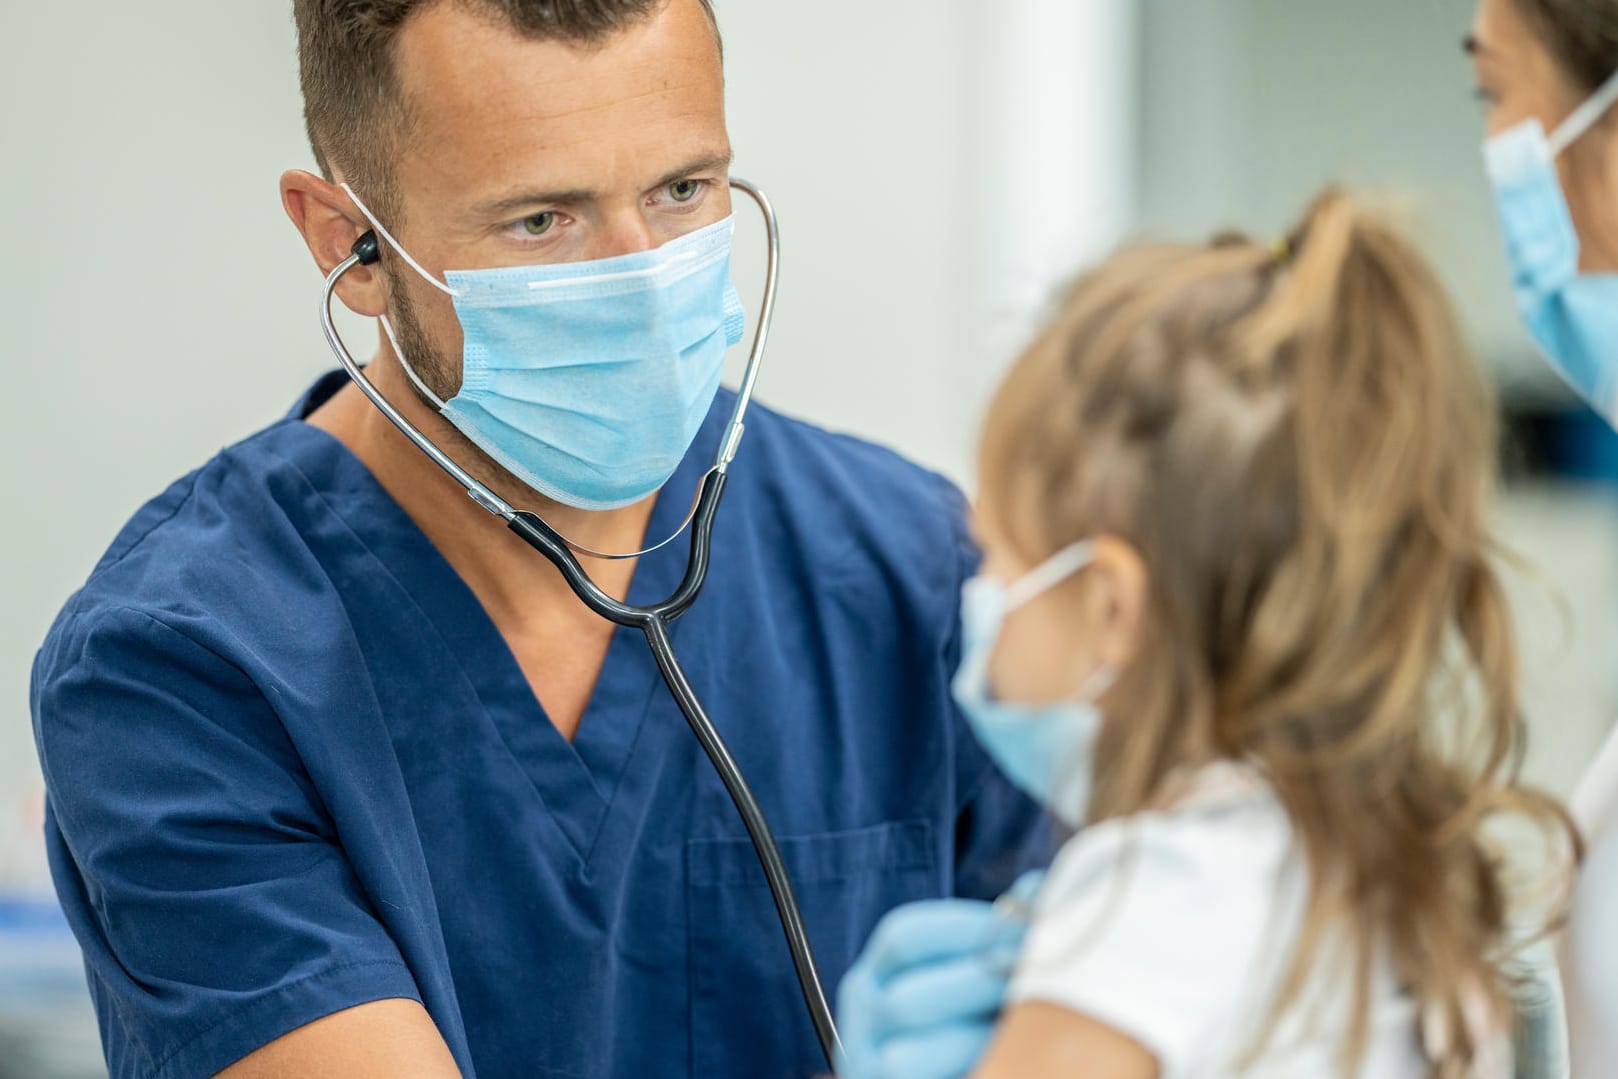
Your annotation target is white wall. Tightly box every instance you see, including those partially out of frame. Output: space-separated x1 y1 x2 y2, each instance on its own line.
959 0 1141 451
1136 0 1618 794
720 0 1139 479
0 3 1137 804
2 4 337 805
1138 0 1546 388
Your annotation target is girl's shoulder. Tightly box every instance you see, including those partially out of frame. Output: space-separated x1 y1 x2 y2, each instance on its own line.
1009 761 1425 1078
1021 761 1299 980
1036 760 1295 910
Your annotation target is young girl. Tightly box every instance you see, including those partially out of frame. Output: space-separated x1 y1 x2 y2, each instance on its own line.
838 191 1575 1078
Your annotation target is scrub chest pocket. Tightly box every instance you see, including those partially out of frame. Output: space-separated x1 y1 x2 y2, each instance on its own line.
686 820 938 1077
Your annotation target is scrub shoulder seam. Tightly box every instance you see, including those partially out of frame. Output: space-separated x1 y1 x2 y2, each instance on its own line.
92 472 203 578
74 603 260 688
36 604 273 846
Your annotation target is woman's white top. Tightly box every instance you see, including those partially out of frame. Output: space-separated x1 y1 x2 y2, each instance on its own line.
1007 763 1434 1078
1563 724 1618 1075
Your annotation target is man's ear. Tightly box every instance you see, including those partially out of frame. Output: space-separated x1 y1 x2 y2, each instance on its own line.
280 169 388 318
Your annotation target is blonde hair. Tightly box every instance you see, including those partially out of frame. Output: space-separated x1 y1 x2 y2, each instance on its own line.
979 189 1577 1074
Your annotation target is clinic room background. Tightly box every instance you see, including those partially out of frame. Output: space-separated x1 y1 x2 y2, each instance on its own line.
4 0 1618 1067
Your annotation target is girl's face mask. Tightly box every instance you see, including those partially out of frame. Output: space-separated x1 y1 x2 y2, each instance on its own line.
951 542 1115 828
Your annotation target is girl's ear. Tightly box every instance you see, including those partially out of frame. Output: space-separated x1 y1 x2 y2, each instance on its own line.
1084 535 1147 672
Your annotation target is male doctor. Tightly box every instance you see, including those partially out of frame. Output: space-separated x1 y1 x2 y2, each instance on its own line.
29 1 1046 1076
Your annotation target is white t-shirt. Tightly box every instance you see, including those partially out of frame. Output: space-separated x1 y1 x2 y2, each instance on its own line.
1564 724 1618 1075
1007 763 1431 1078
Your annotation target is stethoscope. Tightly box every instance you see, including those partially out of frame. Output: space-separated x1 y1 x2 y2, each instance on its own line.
318 179 842 1067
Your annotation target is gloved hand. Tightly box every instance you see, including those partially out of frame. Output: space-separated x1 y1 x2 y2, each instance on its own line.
835 871 1045 1079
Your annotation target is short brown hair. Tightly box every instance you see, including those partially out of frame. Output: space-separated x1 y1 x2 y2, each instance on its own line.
293 0 720 220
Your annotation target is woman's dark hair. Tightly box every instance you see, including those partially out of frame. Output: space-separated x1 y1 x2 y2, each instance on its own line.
1515 0 1618 90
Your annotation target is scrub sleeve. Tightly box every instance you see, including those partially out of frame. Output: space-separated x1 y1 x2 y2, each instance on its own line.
33 607 420 1079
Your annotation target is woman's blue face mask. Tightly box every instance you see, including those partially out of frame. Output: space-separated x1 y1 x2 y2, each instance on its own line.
346 183 745 512
1485 67 1618 426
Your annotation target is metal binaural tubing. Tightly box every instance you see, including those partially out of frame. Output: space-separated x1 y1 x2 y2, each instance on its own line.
320 255 515 521
717 179 780 469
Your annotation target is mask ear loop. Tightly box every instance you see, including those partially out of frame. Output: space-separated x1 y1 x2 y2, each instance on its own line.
1549 65 1618 157
340 183 463 297
1005 541 1097 610
1004 540 1119 700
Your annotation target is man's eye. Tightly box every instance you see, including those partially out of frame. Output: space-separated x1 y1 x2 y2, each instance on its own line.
669 179 703 203
523 212 556 236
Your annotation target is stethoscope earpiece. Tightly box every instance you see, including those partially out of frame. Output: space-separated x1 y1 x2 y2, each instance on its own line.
352 229 381 266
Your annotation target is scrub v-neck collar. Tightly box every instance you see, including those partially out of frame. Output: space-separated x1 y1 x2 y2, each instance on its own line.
278 371 720 865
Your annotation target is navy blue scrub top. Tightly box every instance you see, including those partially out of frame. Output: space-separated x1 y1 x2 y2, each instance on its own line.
32 373 1049 1079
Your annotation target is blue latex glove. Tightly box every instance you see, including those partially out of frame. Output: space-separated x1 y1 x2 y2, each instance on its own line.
836 871 1045 1079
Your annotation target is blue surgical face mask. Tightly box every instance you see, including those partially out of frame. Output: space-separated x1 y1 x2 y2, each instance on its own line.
1485 67 1618 426
951 542 1114 828
345 184 747 511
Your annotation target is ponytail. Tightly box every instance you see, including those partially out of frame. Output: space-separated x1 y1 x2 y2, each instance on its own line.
978 187 1579 1075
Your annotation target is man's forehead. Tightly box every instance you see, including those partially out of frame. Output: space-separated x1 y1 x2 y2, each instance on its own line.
389 1 722 130
388 1 726 204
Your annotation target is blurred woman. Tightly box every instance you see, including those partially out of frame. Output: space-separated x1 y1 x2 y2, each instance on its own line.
1471 0 1618 1072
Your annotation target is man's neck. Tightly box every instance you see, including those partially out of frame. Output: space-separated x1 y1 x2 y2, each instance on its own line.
306 347 656 625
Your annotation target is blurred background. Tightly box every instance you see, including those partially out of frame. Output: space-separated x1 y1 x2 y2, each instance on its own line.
3 0 1616 1074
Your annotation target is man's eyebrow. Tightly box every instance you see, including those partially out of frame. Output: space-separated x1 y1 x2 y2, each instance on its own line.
470 152 735 220
650 151 735 190
472 186 599 219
